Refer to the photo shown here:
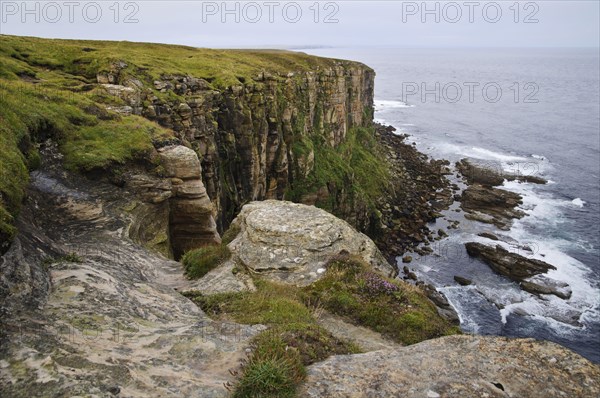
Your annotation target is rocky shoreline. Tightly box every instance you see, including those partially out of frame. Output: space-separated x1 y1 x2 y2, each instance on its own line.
1 35 598 397
371 123 455 260
372 140 579 326
454 159 575 304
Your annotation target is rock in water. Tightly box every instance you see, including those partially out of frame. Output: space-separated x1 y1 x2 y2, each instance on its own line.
454 275 473 286
225 200 392 285
520 275 573 300
465 242 555 280
465 242 573 299
300 335 600 397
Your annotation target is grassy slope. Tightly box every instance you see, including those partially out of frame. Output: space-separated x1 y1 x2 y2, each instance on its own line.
0 34 363 251
184 256 459 397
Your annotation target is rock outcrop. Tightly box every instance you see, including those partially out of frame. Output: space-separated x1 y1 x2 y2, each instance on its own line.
124 145 221 259
456 158 547 186
0 161 258 398
460 184 525 230
465 242 555 280
465 242 572 299
300 335 600 397
201 200 392 287
158 145 221 258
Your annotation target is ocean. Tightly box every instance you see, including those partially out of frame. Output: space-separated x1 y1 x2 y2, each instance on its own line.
305 47 600 362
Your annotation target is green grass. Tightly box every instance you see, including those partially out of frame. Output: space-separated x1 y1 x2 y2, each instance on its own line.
221 223 242 245
0 34 371 253
0 35 357 90
0 79 174 252
181 244 232 279
184 258 458 396
184 259 459 396
183 280 359 397
303 256 460 345
181 224 242 278
286 126 391 212
233 336 304 398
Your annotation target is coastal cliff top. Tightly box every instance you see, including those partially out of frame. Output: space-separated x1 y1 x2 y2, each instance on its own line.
0 34 372 89
0 34 375 254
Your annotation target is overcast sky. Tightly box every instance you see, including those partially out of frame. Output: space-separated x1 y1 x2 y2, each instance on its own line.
1 1 598 48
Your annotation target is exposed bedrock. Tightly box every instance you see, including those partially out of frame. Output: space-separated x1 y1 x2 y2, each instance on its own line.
103 62 376 234
300 335 600 397
465 242 572 300
158 145 221 258
199 200 393 288
0 164 259 398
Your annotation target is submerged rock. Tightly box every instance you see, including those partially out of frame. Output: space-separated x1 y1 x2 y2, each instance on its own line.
300 335 600 397
478 232 500 241
454 275 473 286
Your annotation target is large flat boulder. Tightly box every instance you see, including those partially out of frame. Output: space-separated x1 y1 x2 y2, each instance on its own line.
300 335 600 397
226 200 392 286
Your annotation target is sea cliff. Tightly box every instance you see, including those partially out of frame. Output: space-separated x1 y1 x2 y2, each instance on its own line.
1 36 598 397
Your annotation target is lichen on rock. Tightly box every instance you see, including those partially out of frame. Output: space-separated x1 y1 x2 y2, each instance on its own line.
215 200 392 287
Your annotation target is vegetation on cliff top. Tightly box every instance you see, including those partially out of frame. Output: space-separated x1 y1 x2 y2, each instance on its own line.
184 279 360 397
0 34 370 253
184 256 458 397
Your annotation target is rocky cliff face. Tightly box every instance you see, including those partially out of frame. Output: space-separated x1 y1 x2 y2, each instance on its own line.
101 62 375 234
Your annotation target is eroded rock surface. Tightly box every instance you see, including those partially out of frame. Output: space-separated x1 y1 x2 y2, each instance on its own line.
300 335 600 397
158 145 221 258
0 167 258 398
219 200 393 286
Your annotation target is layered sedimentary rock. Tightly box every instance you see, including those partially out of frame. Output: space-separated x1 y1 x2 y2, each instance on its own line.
158 145 220 258
0 160 260 398
102 62 375 232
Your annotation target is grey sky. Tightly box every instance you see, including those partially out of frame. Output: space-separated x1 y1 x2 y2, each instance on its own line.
0 1 598 48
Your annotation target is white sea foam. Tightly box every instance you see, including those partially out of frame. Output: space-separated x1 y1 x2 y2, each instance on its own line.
439 286 486 334
493 181 600 328
374 99 414 110
468 147 528 162
435 143 529 164
572 198 586 208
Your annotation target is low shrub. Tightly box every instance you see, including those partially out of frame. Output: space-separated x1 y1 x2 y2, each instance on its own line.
303 257 460 345
181 244 231 279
